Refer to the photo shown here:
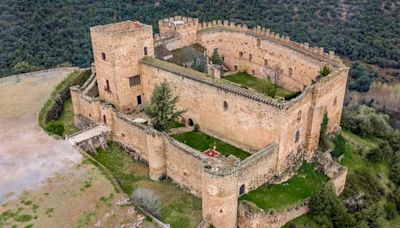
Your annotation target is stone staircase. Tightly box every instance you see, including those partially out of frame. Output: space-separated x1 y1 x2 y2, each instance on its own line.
67 124 111 154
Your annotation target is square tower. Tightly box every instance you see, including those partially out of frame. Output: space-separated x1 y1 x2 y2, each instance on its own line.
90 21 154 112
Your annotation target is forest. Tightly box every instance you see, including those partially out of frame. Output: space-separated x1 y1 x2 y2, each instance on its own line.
1 0 399 79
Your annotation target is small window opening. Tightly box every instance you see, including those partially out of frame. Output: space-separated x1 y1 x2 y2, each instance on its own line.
297 110 302 122
333 96 337 106
101 52 106 61
240 184 245 195
295 130 300 143
129 75 141 86
289 67 293 77
105 80 110 92
144 47 148 56
249 54 252 62
103 115 107 124
137 95 142 105
188 119 194 126
234 65 238 71
239 52 243 58
264 59 268 66
251 70 255 75
223 101 228 111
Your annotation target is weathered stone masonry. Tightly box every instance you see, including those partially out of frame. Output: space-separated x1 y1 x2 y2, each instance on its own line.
71 16 349 227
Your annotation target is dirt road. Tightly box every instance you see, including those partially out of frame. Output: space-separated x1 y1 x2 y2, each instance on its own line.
0 69 81 202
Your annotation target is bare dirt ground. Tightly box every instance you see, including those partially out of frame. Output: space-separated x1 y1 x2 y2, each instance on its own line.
0 69 150 227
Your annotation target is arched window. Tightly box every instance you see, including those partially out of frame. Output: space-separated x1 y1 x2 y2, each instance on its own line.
188 118 194 126
240 184 245 195
223 101 228 111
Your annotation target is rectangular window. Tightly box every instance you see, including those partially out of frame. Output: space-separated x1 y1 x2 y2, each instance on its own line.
295 130 300 143
137 95 142 105
129 75 141 86
105 79 111 92
144 47 148 56
101 52 106 61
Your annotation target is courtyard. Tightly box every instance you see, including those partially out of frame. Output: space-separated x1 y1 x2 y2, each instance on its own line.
240 163 328 211
172 131 251 160
223 72 300 100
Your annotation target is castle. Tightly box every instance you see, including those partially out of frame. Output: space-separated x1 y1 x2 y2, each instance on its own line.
70 16 348 227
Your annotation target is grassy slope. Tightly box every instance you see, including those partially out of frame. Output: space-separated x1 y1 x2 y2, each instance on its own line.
223 72 298 99
92 142 202 228
240 163 328 211
287 129 394 227
51 99 78 136
172 131 251 160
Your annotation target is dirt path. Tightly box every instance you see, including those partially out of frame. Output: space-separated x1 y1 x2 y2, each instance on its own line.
0 68 81 202
0 69 151 227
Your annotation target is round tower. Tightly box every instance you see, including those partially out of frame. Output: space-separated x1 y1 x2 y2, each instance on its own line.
201 156 240 228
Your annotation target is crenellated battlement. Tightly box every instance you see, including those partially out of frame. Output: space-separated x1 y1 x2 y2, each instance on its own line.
197 19 343 66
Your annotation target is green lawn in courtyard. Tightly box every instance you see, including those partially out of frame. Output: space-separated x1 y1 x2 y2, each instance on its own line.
92 142 202 228
222 72 300 100
172 131 251 160
239 163 328 211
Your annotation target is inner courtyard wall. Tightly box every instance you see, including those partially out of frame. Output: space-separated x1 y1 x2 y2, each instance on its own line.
140 63 285 153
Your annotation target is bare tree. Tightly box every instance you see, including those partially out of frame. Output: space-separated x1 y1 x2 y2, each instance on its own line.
131 187 161 216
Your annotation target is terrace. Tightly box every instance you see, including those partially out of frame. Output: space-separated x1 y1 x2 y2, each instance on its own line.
240 163 328 211
172 131 251 160
223 72 301 100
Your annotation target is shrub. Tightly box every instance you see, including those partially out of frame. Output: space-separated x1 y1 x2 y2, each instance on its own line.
367 141 393 162
343 169 383 202
384 202 397 220
309 185 356 227
210 48 223 65
131 187 161 217
390 161 400 186
319 65 331 77
332 133 345 158
45 122 65 136
319 113 329 151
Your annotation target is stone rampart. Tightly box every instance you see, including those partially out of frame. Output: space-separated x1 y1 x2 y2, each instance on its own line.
238 144 279 193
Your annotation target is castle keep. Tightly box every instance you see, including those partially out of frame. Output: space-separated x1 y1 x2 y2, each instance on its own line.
70 16 349 227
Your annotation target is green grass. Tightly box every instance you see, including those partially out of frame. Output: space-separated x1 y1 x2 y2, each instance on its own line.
222 72 300 100
38 69 90 137
240 163 328 211
168 120 185 129
92 142 202 227
172 131 251 160
283 214 320 228
48 99 78 136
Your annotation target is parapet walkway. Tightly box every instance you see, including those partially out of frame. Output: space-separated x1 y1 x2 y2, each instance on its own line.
67 124 111 153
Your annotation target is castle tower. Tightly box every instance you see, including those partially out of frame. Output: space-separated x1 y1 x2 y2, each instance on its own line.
90 21 154 113
202 156 240 228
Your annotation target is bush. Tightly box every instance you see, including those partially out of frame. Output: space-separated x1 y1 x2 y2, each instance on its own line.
367 141 393 162
194 123 200 132
319 65 331 77
343 169 383 202
390 161 400 186
45 122 65 136
384 202 397 220
332 133 345 158
319 113 329 151
309 185 356 227
131 188 161 217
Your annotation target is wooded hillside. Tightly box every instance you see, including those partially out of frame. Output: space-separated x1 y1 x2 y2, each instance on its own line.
1 0 399 77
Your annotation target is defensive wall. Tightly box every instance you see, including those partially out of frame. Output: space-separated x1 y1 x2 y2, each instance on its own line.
71 16 349 227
